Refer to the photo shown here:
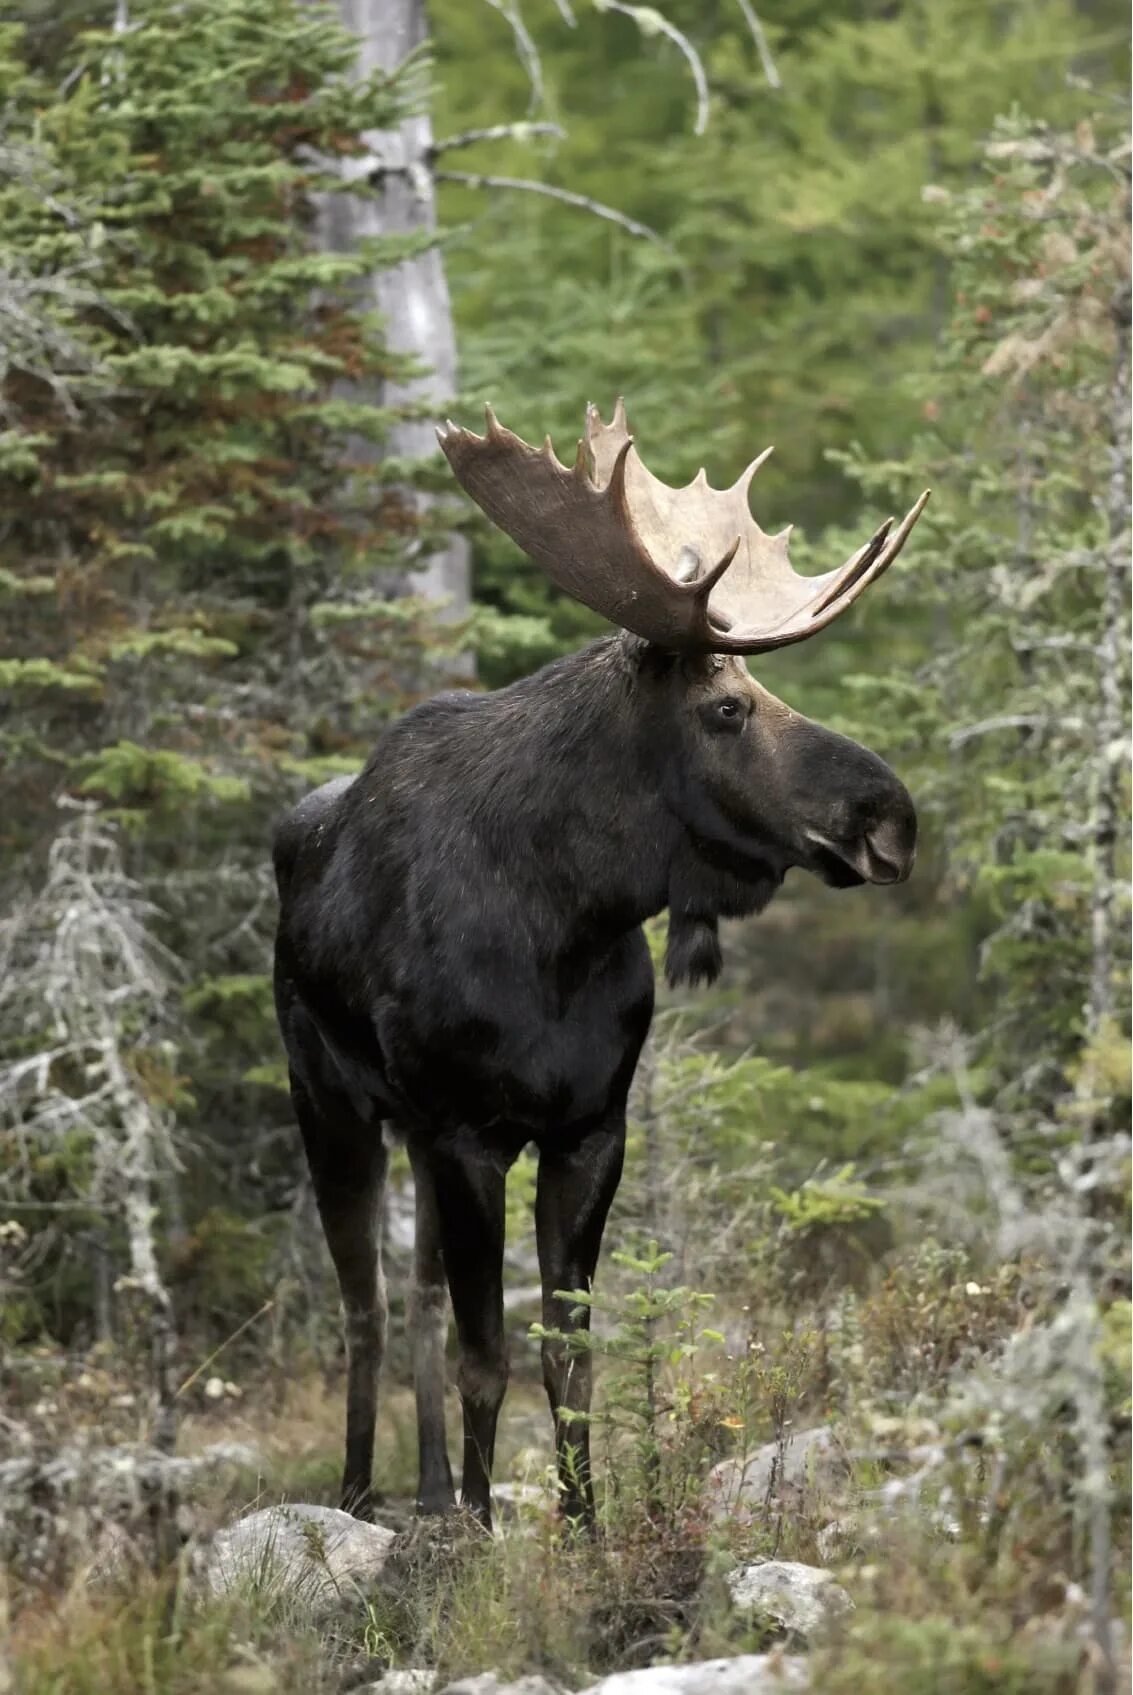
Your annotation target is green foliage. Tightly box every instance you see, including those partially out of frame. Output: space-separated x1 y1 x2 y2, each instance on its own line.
0 0 438 847
839 104 1131 1126
769 1164 885 1233
432 0 1123 651
813 1611 1083 1695
0 0 448 1349
78 743 250 809
533 1240 724 1527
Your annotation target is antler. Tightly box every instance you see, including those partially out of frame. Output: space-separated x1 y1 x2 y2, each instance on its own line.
437 399 930 654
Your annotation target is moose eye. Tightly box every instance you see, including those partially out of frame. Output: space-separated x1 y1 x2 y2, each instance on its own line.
707 696 748 734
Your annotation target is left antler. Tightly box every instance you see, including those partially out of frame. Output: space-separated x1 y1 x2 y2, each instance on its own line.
438 399 929 654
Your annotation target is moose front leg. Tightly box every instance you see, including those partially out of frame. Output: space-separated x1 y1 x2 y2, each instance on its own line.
535 1120 626 1527
427 1132 509 1527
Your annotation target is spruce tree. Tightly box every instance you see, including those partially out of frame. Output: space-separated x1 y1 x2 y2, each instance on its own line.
0 0 447 1344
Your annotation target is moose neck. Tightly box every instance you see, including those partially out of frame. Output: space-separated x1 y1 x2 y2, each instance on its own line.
481 639 677 938
483 638 776 985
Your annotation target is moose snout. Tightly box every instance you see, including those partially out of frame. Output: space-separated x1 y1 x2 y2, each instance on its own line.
799 758 918 889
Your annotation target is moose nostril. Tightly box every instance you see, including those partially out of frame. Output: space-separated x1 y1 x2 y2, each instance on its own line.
866 823 915 883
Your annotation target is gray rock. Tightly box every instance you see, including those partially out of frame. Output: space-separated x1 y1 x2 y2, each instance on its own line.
435 1677 565 1695
577 1656 809 1694
726 1561 852 1641
707 1427 847 1517
1 1438 258 1585
203 1503 395 1617
435 1659 808 1695
361 1675 437 1694
492 1482 556 1524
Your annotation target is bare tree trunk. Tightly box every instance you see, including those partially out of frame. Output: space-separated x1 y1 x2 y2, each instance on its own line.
324 0 470 624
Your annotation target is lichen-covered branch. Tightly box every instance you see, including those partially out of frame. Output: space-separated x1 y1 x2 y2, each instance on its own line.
436 169 675 253
0 805 182 1451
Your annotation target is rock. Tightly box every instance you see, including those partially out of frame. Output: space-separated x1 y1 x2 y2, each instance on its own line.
577 1656 809 1694
502 1283 543 1315
0 1438 258 1585
85 1519 144 1586
814 1515 868 1562
492 1482 556 1524
726 1561 852 1642
203 1504 395 1617
434 1658 808 1695
359 1675 437 1694
435 1677 565 1695
707 1427 848 1518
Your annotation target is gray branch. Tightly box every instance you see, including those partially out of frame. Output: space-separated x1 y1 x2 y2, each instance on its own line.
595 1 710 135
430 121 565 157
949 713 1085 748
436 169 676 253
484 0 544 112
734 0 782 89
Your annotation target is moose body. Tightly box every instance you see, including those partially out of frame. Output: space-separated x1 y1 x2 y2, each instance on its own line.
273 401 928 1528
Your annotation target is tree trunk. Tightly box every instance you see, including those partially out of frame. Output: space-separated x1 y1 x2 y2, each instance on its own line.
325 0 470 624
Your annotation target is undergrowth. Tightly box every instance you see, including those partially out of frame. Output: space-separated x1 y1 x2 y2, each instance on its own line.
4 1224 1128 1695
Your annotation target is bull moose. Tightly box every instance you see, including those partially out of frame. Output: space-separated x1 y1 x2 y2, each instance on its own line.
272 399 928 1528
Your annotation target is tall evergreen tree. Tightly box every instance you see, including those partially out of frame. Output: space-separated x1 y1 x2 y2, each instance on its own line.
0 0 447 1344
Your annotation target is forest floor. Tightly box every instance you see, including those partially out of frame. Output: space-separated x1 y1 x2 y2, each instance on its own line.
3 1239 1130 1695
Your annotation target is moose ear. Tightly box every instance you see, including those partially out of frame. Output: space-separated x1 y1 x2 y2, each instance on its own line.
620 632 678 678
665 914 723 988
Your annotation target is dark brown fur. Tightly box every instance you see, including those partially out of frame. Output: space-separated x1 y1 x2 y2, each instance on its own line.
273 635 916 1526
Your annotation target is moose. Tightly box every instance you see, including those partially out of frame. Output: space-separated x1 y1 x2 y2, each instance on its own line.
272 399 928 1529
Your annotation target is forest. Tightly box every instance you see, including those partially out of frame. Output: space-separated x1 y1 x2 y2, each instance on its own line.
0 1 1129 1691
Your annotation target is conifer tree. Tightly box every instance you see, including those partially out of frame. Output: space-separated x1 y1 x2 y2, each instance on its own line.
0 0 449 1343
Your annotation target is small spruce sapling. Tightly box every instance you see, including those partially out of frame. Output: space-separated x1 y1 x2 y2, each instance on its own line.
532 1240 724 1529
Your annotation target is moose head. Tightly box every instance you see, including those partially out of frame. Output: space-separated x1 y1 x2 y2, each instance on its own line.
438 399 927 983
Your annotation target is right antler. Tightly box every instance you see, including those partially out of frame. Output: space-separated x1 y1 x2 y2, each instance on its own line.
437 400 929 654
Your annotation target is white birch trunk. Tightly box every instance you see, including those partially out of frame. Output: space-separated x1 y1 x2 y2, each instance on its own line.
325 0 470 623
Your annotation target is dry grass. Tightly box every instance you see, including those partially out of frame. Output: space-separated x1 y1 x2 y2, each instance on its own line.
3 1237 1129 1695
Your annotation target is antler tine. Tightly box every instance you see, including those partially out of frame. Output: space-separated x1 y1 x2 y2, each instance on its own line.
826 489 932 615
809 517 895 618
695 536 743 597
710 490 932 651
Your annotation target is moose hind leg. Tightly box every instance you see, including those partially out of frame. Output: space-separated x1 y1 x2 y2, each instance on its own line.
408 1144 455 1514
535 1121 626 1526
293 1079 389 1519
427 1137 508 1527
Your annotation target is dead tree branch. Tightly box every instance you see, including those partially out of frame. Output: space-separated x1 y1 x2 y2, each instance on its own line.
436 168 676 254
595 1 709 134
734 0 782 89
0 805 182 1452
430 121 565 157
